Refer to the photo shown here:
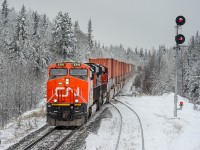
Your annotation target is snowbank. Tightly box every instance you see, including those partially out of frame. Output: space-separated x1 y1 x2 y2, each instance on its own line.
0 99 46 150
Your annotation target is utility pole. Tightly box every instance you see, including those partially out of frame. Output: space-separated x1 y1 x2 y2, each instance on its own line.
174 16 186 117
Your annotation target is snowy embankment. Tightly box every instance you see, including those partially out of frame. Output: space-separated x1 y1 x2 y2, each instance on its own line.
0 99 46 150
85 93 200 150
118 94 200 150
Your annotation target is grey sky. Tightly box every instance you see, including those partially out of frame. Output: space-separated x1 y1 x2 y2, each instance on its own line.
3 0 200 50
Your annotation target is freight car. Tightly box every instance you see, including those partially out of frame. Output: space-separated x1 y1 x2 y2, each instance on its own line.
46 58 133 126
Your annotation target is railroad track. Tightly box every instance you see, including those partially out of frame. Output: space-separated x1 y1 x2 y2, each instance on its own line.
23 126 81 150
8 125 82 150
108 101 123 150
110 98 145 150
7 124 53 150
8 105 110 150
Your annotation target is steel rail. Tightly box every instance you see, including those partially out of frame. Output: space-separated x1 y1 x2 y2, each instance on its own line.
52 127 81 150
114 98 145 150
23 127 56 150
108 102 123 150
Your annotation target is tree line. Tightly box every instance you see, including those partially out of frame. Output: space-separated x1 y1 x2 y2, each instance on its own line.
142 32 200 109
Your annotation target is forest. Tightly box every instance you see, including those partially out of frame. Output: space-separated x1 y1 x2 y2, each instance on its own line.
0 0 199 128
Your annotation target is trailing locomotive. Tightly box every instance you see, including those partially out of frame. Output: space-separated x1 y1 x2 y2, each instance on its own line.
46 58 133 126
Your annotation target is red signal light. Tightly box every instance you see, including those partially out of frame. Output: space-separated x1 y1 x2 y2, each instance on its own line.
180 101 183 106
175 34 185 44
179 18 183 22
176 16 185 26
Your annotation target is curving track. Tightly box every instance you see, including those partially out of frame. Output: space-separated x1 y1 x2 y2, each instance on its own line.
108 102 123 150
110 98 145 150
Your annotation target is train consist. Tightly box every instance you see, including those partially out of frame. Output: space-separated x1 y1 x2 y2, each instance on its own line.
46 58 133 126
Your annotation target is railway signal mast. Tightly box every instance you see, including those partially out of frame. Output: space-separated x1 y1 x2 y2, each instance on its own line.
174 16 186 117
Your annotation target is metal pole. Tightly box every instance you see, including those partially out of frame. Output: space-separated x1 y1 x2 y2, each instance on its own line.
174 25 178 117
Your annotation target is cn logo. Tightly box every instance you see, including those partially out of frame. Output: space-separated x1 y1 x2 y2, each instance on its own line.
55 87 80 97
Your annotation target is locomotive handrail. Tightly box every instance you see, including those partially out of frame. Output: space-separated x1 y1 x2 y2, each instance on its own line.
47 92 56 103
78 93 87 104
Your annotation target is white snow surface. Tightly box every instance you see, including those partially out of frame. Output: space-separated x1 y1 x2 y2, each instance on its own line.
0 98 46 150
1 85 200 149
85 93 200 150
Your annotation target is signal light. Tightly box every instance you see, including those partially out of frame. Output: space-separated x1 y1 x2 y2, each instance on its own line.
176 16 186 26
179 101 184 110
175 34 185 44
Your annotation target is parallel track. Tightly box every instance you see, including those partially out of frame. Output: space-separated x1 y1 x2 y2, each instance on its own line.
108 102 123 150
114 97 145 150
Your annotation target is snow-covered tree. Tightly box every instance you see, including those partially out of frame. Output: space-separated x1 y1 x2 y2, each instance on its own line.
87 18 93 50
51 12 77 60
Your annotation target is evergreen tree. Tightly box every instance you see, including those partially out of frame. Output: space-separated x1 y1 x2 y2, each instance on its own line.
17 5 28 41
140 48 144 57
2 0 8 21
87 18 93 50
32 11 39 35
135 47 138 54
40 14 48 37
51 12 76 60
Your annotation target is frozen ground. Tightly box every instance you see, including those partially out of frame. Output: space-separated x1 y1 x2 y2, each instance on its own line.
0 99 46 150
1 79 200 150
85 77 200 150
115 94 200 150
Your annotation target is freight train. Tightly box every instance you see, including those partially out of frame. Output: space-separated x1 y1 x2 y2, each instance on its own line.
46 58 133 126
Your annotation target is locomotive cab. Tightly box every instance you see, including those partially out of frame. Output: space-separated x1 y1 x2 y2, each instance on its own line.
46 62 92 126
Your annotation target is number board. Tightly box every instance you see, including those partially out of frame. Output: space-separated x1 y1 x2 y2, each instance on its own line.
57 63 65 67
72 62 81 67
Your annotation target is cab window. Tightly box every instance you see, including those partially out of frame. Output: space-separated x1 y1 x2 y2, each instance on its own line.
49 68 68 79
70 69 88 80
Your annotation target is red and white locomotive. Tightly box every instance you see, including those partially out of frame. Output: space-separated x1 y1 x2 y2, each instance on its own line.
46 58 133 126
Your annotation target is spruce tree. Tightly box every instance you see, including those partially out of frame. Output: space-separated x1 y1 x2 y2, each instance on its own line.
87 18 93 50
32 11 39 35
2 0 8 20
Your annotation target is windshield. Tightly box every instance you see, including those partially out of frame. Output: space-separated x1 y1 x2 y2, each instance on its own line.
70 69 88 76
70 69 88 80
50 68 68 76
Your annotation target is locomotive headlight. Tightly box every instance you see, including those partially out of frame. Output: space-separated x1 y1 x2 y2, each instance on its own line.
66 78 69 85
75 99 79 103
54 99 57 103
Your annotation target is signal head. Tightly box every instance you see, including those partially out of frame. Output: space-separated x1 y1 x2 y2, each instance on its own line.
176 16 186 26
175 34 185 44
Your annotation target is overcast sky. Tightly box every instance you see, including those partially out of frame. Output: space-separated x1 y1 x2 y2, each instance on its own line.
2 0 200 50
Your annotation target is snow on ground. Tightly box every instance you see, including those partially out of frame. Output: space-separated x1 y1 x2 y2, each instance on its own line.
0 99 46 150
116 94 198 150
85 94 200 150
85 76 200 150
85 106 120 150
